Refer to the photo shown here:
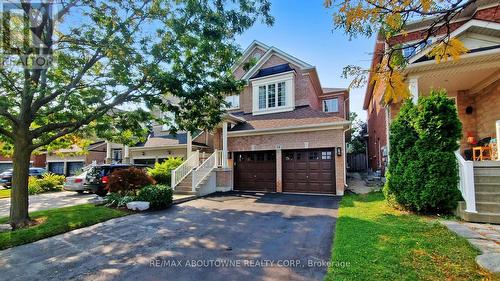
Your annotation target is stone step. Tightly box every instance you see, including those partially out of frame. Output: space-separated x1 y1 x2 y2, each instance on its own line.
474 168 500 176
457 201 500 224
474 183 500 193
476 202 500 213
475 175 500 184
475 192 500 203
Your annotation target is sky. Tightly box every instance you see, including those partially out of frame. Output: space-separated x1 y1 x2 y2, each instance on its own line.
234 0 376 120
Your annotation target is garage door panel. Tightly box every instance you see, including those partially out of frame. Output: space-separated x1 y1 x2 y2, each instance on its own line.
282 149 335 194
235 151 276 192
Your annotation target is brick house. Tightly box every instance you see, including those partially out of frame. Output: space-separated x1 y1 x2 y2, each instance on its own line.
0 154 46 173
168 41 351 196
364 1 500 222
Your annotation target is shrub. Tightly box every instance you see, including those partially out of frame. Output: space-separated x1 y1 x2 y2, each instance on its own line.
384 91 462 213
136 184 173 209
106 167 155 195
104 192 136 208
28 177 43 195
37 173 65 192
147 157 184 185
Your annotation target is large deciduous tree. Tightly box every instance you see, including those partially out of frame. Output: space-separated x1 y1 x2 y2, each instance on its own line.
0 0 273 229
325 0 475 103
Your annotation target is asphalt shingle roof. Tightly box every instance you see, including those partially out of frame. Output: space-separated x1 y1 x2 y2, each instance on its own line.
229 106 346 132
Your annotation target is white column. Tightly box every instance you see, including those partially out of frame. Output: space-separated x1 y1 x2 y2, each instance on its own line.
496 120 500 161
222 122 228 168
123 145 130 164
105 141 112 164
408 77 419 104
187 131 192 158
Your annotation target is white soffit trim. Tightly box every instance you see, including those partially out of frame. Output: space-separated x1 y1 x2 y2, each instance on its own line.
409 20 500 64
228 121 352 137
241 47 314 81
231 40 270 72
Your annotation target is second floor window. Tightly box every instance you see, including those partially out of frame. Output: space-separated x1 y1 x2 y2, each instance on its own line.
258 81 287 110
323 98 339 113
225 95 240 109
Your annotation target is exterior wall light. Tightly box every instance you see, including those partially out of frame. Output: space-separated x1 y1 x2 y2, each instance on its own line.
336 147 342 156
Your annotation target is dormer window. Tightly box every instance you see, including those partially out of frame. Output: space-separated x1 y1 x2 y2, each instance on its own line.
252 72 295 115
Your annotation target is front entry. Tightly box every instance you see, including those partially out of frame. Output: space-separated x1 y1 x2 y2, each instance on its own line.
282 149 335 194
234 151 276 192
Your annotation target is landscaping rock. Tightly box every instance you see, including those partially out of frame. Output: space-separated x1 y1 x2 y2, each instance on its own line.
126 201 150 211
0 224 12 232
90 196 106 206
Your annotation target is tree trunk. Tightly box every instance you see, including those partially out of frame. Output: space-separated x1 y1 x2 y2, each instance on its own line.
9 141 33 229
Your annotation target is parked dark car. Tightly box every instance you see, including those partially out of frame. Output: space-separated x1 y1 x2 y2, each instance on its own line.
0 167 47 188
84 164 148 196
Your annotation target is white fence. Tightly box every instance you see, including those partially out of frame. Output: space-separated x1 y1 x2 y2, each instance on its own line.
455 151 477 213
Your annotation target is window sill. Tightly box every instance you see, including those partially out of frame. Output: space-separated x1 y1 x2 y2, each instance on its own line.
252 106 294 116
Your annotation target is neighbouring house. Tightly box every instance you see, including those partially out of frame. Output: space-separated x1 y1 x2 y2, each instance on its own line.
166 40 351 196
45 142 107 176
364 1 500 223
0 154 46 173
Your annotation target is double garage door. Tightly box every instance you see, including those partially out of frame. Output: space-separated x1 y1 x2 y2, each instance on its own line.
234 149 335 194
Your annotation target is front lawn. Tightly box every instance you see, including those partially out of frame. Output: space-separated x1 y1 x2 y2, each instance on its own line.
0 204 127 250
0 189 10 199
326 192 494 281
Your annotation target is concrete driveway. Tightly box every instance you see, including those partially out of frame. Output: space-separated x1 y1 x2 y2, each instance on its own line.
0 191 96 217
0 192 340 281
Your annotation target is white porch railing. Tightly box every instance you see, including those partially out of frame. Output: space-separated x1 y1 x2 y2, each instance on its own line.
216 150 223 168
192 150 219 192
171 150 199 190
455 151 477 213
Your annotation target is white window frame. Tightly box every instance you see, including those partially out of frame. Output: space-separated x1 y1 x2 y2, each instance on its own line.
251 72 295 115
323 98 339 113
225 95 240 109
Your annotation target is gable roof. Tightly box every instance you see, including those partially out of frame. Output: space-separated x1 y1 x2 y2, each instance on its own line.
240 45 314 81
408 19 500 63
231 40 270 72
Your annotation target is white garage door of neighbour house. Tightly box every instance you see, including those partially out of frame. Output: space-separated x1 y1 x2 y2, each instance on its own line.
0 163 12 173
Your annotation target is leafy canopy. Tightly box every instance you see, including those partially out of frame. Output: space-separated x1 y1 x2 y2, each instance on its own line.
326 0 471 104
0 0 274 155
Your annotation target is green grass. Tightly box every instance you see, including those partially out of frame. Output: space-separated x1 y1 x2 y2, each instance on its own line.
326 192 495 281
0 204 127 250
0 189 10 199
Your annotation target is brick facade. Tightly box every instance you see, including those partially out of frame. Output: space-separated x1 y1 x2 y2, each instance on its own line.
228 129 346 194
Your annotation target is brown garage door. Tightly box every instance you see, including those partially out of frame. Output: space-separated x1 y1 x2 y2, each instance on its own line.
234 151 276 192
283 149 335 194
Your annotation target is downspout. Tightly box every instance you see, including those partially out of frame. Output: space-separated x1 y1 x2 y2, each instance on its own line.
343 126 350 192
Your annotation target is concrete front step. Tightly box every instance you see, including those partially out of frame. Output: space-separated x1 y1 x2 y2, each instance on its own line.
457 202 500 224
476 202 500 213
474 168 500 176
475 175 500 184
475 183 500 193
475 192 500 203
174 190 196 195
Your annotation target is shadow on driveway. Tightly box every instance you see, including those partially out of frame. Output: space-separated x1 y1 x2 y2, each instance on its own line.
0 192 340 281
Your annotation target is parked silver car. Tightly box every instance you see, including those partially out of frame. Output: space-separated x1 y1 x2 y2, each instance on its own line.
63 171 88 194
